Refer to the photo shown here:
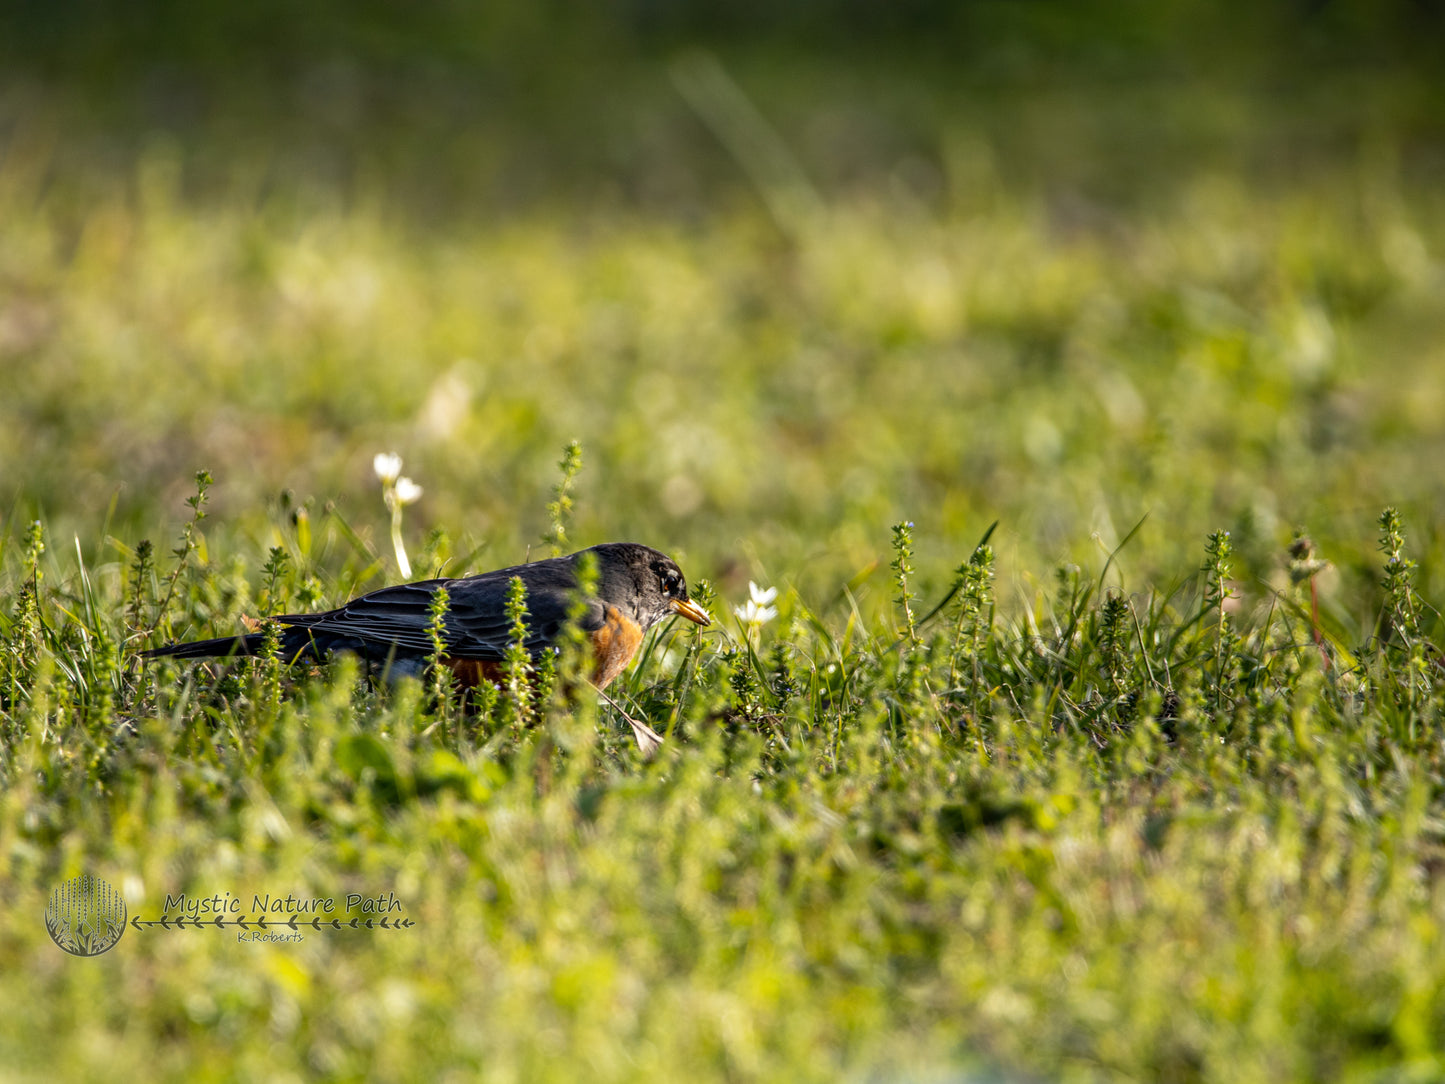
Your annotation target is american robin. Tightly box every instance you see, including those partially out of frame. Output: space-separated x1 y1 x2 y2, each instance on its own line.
144 542 710 744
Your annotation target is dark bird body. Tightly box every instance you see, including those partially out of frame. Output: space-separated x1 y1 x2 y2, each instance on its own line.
144 542 710 694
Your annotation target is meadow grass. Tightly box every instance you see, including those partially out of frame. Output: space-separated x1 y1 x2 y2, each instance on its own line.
3 57 1445 1082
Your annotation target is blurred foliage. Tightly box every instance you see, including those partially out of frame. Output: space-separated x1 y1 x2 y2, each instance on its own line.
2 488 1444 1081
2 4 1445 1079
3 0 1443 76
3 57 1445 610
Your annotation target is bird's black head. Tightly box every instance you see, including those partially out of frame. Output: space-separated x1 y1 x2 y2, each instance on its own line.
582 542 711 631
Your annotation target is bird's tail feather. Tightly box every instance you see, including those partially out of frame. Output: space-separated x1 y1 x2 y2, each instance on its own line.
142 633 267 660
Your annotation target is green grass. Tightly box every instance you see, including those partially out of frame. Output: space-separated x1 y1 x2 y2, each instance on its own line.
3 50 1445 1083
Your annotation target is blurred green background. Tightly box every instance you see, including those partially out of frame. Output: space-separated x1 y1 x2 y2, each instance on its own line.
2 0 1444 608
5 5 1445 1083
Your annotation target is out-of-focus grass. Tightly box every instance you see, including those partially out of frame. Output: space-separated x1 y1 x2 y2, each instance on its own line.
3 486 1444 1082
3 61 1444 604
3 43 1445 1083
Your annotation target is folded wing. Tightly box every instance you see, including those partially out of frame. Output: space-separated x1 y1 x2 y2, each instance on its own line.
277 559 602 663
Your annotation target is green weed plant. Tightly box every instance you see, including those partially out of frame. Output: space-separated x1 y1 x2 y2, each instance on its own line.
3 49 1445 1082
1 465 1442 1080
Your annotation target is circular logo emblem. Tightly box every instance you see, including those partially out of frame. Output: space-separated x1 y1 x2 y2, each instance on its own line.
46 874 128 957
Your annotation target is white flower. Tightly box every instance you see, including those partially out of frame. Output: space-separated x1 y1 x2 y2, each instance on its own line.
734 599 777 625
734 581 778 627
375 452 421 577
393 477 424 505
373 452 403 486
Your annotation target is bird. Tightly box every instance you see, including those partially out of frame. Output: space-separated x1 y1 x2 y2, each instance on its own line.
143 542 711 752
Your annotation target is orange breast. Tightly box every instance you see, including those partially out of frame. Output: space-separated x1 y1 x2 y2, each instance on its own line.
442 605 642 692
587 605 644 690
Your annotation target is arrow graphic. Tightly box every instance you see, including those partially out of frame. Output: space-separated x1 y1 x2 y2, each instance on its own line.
126 914 416 933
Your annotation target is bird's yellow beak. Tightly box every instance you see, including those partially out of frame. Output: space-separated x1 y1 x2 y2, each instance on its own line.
670 597 712 626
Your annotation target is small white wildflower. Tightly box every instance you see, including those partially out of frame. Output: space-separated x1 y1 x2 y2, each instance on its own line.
734 582 778 628
393 477 424 506
373 452 403 486
734 599 777 625
374 452 421 578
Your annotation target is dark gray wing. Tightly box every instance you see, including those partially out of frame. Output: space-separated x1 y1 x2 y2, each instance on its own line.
441 561 605 659
276 557 602 662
